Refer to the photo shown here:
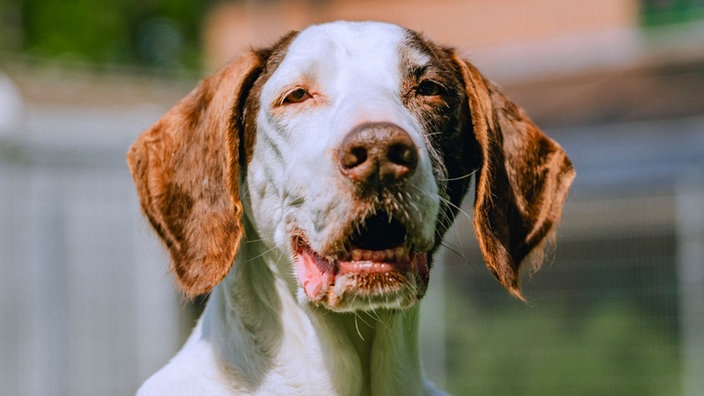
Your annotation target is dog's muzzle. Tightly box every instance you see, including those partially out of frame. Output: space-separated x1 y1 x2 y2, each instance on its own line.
290 122 432 311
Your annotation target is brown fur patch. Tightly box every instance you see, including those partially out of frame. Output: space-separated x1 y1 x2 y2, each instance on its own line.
400 30 476 256
127 51 267 297
451 54 575 300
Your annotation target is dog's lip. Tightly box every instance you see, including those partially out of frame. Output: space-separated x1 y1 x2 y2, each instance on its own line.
291 233 427 301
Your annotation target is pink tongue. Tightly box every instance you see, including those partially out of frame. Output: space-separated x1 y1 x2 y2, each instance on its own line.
295 248 431 301
295 250 335 300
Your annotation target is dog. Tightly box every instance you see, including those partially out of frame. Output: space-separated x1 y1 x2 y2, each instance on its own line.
127 20 574 395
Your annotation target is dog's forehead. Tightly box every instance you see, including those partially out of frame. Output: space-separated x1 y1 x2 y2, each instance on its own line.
266 21 430 90
292 21 407 59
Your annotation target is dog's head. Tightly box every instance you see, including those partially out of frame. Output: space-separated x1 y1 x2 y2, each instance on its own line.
127 21 574 312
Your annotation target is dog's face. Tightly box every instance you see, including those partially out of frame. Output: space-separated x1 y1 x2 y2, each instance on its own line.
246 23 470 310
127 21 574 312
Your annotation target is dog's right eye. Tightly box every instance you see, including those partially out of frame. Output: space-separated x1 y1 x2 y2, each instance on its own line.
416 80 445 97
283 88 312 104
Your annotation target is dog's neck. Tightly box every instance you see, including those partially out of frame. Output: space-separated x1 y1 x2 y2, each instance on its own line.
197 216 429 395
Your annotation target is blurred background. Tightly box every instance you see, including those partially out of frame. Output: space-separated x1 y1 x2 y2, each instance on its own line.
1 0 703 395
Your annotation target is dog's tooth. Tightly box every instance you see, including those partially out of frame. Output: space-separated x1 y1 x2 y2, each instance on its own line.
354 250 363 261
386 249 395 260
351 249 363 261
395 247 406 260
358 250 369 261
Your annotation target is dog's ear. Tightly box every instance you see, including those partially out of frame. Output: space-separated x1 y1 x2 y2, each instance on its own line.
127 52 264 297
452 55 575 300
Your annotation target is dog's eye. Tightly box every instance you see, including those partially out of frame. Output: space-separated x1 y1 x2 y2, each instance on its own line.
416 80 445 97
283 88 312 104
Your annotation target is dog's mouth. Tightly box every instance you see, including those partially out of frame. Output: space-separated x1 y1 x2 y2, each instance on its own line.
291 212 430 311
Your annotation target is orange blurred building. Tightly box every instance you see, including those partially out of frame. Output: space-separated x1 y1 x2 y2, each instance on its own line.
203 0 642 80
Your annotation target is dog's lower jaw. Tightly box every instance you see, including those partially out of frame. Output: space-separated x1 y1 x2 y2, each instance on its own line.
290 222 433 312
293 248 430 312
191 218 437 395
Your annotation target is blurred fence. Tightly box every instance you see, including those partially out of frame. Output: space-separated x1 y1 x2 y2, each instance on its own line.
0 107 182 395
1 105 703 395
426 117 704 396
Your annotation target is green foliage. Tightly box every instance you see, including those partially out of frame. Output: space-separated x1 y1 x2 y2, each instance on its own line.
642 0 704 27
445 300 680 395
22 0 126 60
6 0 208 70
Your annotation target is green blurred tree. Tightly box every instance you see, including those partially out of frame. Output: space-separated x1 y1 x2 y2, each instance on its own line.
642 0 704 26
3 0 210 70
445 301 680 396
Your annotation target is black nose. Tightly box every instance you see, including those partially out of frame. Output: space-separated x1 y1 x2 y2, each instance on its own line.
337 122 418 189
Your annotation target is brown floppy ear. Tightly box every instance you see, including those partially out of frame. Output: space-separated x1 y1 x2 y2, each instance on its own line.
127 52 264 297
453 55 575 300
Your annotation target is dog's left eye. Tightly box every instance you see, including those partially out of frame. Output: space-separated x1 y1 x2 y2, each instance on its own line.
416 80 445 97
283 88 312 104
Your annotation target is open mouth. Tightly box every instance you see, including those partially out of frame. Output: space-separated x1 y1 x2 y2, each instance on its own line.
292 212 429 310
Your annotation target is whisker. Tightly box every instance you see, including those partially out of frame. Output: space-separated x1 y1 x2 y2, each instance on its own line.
243 246 279 264
439 241 471 267
354 309 373 329
241 236 268 244
438 168 478 182
353 314 366 341
435 192 473 225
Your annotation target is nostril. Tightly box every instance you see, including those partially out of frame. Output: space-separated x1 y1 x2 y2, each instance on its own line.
341 146 368 169
387 142 418 168
379 141 418 184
